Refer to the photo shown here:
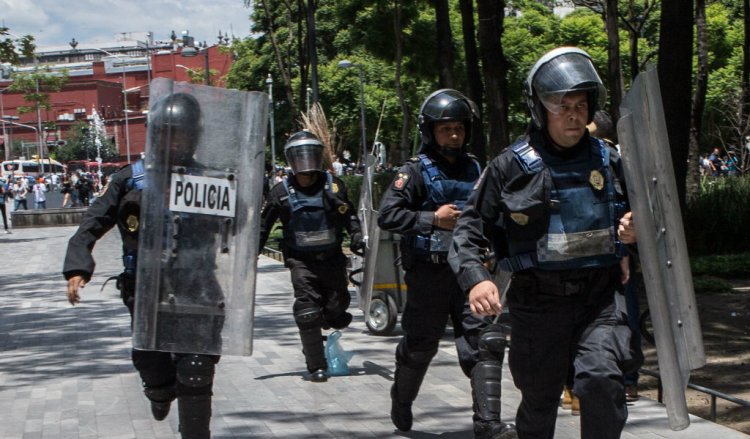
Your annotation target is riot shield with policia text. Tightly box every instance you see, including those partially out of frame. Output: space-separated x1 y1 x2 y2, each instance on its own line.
133 78 268 356
617 67 705 430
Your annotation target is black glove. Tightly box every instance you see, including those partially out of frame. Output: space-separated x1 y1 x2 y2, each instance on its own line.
350 233 365 255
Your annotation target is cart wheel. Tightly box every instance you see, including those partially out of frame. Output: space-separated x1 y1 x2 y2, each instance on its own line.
365 294 398 335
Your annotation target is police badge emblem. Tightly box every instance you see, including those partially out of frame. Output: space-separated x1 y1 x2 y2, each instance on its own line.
589 170 605 191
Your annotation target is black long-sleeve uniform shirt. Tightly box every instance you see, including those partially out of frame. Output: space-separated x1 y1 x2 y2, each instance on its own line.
63 165 135 281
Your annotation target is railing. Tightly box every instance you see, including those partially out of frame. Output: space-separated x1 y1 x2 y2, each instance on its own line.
260 246 283 262
640 368 750 421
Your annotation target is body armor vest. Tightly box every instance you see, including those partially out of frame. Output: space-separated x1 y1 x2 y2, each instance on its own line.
405 154 481 257
283 172 339 253
501 138 624 272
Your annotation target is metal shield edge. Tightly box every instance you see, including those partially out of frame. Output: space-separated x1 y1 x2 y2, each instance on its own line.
357 153 380 318
617 67 706 430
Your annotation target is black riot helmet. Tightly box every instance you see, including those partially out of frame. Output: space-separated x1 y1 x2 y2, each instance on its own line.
284 131 324 175
148 92 201 164
417 89 479 152
524 47 606 130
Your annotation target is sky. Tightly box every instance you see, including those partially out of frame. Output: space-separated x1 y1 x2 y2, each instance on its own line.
1 0 253 49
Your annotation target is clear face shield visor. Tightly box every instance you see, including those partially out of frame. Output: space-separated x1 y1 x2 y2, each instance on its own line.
532 52 606 116
284 141 324 175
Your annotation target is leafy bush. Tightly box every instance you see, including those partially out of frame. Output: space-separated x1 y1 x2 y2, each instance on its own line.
684 175 750 255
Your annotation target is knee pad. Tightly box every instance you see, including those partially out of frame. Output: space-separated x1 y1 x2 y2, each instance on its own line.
404 345 438 369
294 303 323 330
478 324 507 362
176 354 216 393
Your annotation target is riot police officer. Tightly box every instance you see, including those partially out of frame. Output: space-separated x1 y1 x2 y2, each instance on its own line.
449 47 639 439
378 89 516 439
64 93 222 439
258 130 363 383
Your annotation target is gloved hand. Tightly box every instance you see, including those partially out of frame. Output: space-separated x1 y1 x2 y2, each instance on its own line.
350 233 365 255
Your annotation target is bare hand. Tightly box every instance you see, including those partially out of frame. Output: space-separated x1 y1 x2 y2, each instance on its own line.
434 204 461 230
618 211 637 244
468 280 503 316
619 256 631 285
67 276 87 305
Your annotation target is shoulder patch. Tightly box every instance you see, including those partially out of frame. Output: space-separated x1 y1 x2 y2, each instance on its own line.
331 182 339 193
393 172 410 191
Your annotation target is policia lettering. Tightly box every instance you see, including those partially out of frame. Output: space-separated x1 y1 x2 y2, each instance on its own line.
170 173 235 217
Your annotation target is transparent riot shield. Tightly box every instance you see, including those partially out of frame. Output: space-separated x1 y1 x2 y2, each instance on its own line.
617 67 705 430
133 78 268 356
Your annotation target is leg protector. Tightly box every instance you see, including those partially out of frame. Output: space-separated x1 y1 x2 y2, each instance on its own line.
478 323 507 363
472 325 517 439
299 327 326 373
295 305 326 372
176 354 215 395
178 394 211 439
175 355 215 439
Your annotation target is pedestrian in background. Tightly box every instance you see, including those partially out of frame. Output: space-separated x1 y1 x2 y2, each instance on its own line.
32 178 47 209
0 179 10 233
12 177 28 211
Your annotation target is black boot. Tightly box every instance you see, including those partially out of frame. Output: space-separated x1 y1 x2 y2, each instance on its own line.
299 327 327 381
178 394 212 439
390 364 427 432
472 361 517 439
144 384 176 421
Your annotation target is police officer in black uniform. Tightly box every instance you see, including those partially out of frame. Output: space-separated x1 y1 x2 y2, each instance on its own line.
378 89 516 439
258 131 363 383
449 47 639 439
64 93 221 439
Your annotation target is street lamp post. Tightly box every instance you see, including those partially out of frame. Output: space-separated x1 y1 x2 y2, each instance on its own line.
266 74 276 167
338 60 367 166
0 118 38 154
306 87 312 114
93 48 132 163
0 86 10 161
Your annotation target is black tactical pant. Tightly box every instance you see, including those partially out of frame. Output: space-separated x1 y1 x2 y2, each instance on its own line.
397 261 488 382
506 266 639 439
286 252 351 372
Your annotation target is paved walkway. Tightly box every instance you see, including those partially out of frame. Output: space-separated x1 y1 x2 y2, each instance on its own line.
1 225 747 438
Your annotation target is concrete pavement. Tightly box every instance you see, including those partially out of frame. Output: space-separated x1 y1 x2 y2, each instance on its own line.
1 225 747 438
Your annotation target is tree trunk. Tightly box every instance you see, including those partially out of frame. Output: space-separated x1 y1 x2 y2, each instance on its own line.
306 0 319 105
394 0 411 165
261 0 299 126
605 0 623 122
477 0 509 158
740 0 750 135
432 0 455 88
459 0 486 164
627 0 639 81
688 0 708 202
658 0 693 210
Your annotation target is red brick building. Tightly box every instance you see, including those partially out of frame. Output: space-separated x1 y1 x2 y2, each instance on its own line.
0 32 234 165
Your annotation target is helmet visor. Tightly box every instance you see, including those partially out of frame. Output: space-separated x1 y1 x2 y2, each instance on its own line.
533 52 606 114
285 141 323 174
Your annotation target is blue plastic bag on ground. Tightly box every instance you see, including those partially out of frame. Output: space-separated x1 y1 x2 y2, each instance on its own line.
325 330 354 376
